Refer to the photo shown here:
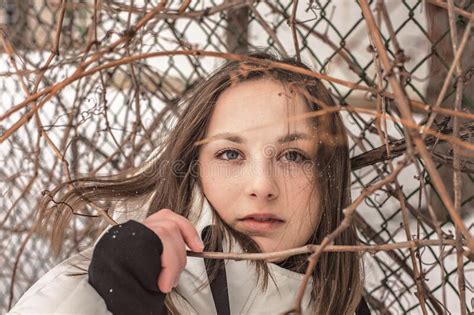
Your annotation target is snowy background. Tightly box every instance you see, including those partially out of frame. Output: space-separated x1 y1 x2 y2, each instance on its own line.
1 0 473 313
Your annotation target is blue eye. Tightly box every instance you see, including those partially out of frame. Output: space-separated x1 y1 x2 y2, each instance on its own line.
216 149 242 161
216 149 308 164
280 150 308 163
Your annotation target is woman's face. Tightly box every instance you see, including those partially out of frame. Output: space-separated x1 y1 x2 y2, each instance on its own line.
198 78 321 253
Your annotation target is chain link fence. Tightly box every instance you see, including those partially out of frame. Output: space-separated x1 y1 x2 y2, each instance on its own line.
1 0 473 313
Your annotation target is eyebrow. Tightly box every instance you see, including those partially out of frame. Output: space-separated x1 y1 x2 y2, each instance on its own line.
204 132 312 145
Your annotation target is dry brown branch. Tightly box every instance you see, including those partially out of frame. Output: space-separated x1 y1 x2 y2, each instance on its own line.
350 121 474 170
187 238 464 261
355 214 445 313
289 0 301 62
249 5 288 57
287 158 409 313
446 1 468 313
359 0 474 254
426 0 474 20
423 19 472 132
372 6 428 312
2 1 473 313
0 50 374 129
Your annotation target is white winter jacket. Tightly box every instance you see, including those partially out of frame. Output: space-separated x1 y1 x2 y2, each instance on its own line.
8 193 315 314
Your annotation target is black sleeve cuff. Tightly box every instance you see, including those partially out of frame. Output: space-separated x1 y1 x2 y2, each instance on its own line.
88 220 167 315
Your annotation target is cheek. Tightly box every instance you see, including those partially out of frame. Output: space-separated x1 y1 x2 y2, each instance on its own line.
277 160 315 179
199 159 241 219
199 158 241 181
286 180 320 225
284 176 315 201
200 163 237 193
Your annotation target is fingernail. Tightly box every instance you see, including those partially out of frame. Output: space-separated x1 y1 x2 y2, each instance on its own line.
195 237 204 250
173 278 179 287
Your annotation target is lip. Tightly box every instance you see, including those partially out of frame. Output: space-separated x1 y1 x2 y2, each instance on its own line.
238 213 285 234
241 213 284 221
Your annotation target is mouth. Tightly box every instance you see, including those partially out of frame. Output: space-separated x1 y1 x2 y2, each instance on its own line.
237 213 285 233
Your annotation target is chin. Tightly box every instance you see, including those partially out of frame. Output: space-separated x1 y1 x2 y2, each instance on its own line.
267 257 285 263
252 237 288 253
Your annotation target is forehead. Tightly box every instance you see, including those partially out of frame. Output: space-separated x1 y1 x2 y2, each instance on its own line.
205 78 314 140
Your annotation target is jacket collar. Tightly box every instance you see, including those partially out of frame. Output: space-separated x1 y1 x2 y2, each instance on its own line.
113 182 315 313
173 184 315 314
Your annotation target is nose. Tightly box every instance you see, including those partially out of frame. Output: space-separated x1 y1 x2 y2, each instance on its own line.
245 159 279 200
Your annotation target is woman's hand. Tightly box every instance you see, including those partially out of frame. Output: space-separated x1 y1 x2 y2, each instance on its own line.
142 209 204 293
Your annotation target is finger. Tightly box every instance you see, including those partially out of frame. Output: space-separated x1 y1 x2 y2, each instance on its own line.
148 222 187 269
155 225 186 292
158 209 204 252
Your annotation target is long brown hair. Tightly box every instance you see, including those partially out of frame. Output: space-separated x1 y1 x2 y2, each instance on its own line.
37 52 363 314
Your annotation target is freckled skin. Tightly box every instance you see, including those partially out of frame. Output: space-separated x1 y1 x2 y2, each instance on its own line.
198 78 321 253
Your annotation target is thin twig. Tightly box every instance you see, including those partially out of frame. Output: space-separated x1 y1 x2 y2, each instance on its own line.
187 238 464 260
426 0 474 21
447 1 468 313
289 0 301 61
423 20 472 132
359 0 474 253
249 5 288 57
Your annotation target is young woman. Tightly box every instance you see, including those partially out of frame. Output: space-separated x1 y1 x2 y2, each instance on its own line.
9 52 369 314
